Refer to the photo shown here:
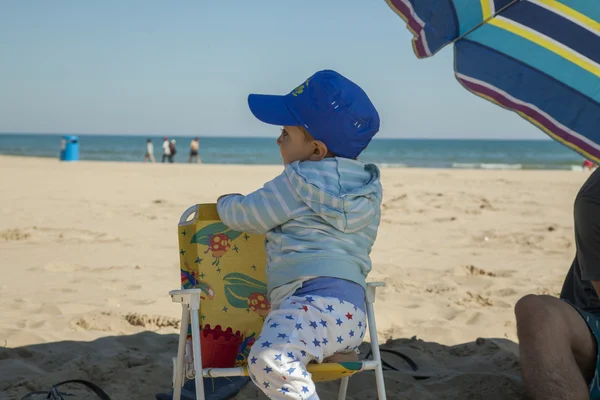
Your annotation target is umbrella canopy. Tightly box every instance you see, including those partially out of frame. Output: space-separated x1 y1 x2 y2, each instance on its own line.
386 0 600 161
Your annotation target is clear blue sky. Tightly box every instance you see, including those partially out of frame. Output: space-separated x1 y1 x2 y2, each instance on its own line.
0 0 547 139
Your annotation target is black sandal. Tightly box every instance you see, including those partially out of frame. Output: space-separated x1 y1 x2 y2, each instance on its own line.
364 347 431 380
21 379 111 400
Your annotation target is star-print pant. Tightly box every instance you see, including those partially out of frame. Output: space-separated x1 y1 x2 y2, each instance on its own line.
248 294 366 400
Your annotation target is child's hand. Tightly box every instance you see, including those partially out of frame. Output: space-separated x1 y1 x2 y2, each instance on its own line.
217 193 243 203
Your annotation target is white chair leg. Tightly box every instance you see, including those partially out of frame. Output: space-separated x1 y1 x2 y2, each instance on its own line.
366 284 387 400
190 296 205 400
337 376 349 400
173 304 190 400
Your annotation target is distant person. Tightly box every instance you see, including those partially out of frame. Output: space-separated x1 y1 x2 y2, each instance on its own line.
583 159 596 171
189 137 201 164
161 137 171 163
169 139 177 163
143 139 155 163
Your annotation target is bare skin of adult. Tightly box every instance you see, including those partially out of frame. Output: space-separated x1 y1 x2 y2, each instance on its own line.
516 295 596 399
515 168 600 399
189 138 201 164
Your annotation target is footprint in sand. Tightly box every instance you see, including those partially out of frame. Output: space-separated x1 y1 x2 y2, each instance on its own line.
465 311 485 325
496 288 518 297
132 299 157 306
132 211 159 220
439 307 462 321
425 285 456 295
433 216 457 223
479 197 495 210
494 270 517 278
463 265 496 277
125 284 142 291
461 265 516 279
535 288 561 297
381 194 409 211
456 292 494 307
40 263 88 273
493 299 513 309
73 312 179 332
29 320 47 329
123 313 179 329
2 226 120 244
0 228 31 241
37 304 62 316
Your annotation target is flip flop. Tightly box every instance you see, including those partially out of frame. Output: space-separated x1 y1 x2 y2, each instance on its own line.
21 379 111 400
363 348 431 380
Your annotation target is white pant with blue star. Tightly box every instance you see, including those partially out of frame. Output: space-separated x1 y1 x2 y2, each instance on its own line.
248 294 366 400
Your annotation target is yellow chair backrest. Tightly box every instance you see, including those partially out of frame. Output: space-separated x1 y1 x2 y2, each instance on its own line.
177 204 365 382
178 204 271 366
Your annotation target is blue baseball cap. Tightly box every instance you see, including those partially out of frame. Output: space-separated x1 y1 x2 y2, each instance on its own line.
248 70 380 159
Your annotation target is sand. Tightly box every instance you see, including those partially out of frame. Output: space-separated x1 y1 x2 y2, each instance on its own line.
0 155 587 399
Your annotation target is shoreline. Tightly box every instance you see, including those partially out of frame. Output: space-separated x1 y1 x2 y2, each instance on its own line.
0 154 587 172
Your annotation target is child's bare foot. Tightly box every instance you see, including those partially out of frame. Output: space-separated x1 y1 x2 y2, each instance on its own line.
323 351 359 363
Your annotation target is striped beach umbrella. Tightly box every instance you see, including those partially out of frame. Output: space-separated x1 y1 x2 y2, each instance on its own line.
386 0 600 161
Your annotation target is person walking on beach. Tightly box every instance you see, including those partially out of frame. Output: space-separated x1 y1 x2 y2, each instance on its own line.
188 137 201 164
143 139 155 163
168 139 177 163
161 137 171 163
515 168 600 399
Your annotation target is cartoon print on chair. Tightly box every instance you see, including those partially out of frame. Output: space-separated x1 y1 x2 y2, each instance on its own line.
236 331 257 366
204 233 231 266
180 261 215 300
247 292 270 317
223 272 270 318
189 222 243 266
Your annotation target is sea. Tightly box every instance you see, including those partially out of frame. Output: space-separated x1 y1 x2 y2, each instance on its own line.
0 133 587 170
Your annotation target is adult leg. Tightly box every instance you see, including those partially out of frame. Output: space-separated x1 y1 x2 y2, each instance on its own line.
515 294 597 400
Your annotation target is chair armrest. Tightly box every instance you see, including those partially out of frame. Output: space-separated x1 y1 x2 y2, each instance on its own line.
169 289 203 308
365 282 384 304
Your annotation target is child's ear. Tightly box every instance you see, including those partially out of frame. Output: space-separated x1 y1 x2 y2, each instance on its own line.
309 141 328 161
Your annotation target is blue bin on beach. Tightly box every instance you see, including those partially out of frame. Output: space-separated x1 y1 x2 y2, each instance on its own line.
60 135 79 161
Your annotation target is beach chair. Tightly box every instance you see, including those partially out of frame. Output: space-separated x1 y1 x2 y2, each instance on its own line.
169 204 387 400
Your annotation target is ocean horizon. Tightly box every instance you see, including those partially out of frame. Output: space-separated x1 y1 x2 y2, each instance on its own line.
0 133 586 170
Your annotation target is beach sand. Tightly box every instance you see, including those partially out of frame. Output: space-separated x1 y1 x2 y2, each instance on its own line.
0 155 586 399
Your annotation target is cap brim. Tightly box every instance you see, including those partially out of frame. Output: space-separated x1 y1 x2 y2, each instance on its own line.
248 94 300 126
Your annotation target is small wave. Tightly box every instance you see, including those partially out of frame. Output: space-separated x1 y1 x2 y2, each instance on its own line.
451 163 585 171
451 163 523 170
375 163 408 168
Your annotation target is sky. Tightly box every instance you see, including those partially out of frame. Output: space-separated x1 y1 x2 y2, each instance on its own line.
0 0 548 139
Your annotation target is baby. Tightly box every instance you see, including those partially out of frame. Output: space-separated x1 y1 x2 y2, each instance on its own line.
217 69 382 399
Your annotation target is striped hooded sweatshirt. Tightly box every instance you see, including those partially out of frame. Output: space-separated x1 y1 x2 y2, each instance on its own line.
217 157 382 295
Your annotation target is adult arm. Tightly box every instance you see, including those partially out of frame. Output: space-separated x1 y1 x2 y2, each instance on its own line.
574 195 600 296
